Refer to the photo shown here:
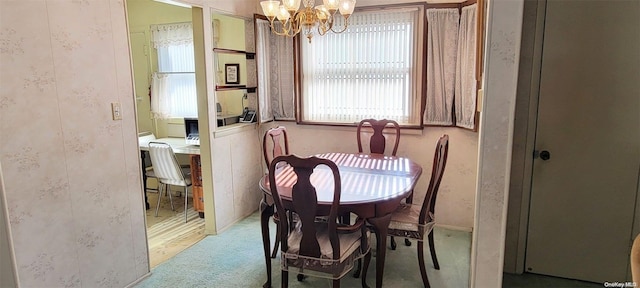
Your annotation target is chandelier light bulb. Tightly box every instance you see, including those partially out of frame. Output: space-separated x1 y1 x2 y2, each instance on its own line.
276 5 291 21
339 0 356 15
323 0 340 11
282 0 301 12
260 1 280 18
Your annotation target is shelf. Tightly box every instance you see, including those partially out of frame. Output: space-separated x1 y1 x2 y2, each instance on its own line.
213 48 255 59
215 85 257 93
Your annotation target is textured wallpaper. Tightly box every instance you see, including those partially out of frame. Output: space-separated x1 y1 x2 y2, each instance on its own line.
0 0 149 286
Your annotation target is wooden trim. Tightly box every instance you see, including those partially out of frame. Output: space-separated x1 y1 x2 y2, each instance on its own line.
294 120 424 130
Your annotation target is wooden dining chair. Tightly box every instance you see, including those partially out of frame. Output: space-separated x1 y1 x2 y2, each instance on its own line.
387 134 449 288
356 118 400 156
356 119 413 247
263 126 290 258
268 155 372 288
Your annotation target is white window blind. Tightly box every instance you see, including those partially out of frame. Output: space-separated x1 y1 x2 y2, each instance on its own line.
300 8 422 125
150 23 197 119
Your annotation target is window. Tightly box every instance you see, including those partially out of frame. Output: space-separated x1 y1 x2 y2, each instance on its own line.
150 23 197 119
299 6 424 126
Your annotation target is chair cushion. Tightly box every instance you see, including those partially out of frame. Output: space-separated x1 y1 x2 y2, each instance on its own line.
282 221 370 279
286 221 366 263
388 203 435 239
145 166 190 178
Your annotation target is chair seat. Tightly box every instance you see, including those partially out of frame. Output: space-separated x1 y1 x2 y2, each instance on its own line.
388 203 436 239
283 221 370 279
145 166 191 178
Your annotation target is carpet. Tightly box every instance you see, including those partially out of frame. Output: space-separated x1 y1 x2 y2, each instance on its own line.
134 211 471 288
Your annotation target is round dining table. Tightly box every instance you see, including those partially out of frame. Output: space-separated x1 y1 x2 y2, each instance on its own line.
259 152 423 288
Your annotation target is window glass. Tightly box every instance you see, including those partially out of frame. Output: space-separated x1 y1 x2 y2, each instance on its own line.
300 7 423 125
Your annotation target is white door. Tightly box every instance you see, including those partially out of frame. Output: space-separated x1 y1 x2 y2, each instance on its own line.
130 32 153 133
525 0 640 283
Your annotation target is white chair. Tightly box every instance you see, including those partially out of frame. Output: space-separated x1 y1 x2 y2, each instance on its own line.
138 132 189 195
148 141 193 223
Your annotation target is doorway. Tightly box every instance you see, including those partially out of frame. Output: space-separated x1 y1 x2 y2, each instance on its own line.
524 0 639 283
126 0 206 268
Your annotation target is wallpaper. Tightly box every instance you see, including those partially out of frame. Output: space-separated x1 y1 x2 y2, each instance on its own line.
0 0 149 287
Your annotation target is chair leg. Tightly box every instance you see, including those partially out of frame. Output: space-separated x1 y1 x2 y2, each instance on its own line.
417 240 431 288
428 229 439 270
361 251 371 288
155 183 164 217
271 228 280 258
184 187 189 223
282 270 288 288
332 279 340 288
405 238 412 246
353 259 361 278
390 236 397 250
167 185 175 211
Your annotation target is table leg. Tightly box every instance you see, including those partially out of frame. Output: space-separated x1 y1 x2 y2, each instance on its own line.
261 199 274 288
141 151 150 210
367 213 392 288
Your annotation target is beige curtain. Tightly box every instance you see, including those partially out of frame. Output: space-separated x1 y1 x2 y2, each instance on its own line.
455 4 478 129
256 20 295 122
424 8 459 125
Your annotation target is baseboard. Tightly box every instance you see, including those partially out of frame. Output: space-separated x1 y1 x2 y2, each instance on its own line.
435 223 473 233
125 272 152 288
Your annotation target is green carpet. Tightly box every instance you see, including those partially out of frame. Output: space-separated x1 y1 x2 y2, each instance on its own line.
134 211 471 288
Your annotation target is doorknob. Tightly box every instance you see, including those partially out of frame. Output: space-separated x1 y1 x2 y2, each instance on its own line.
540 150 551 160
534 150 551 161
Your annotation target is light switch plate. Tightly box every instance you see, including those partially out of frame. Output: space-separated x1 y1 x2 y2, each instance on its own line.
111 102 122 120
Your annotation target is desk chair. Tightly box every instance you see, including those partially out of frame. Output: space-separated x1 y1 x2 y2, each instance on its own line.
387 134 449 288
139 132 190 194
269 155 371 288
263 126 290 258
148 142 193 223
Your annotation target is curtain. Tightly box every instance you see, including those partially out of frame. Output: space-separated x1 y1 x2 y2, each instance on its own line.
256 20 295 122
151 23 193 48
150 23 197 119
424 9 459 125
455 4 477 129
151 73 171 119
301 8 421 124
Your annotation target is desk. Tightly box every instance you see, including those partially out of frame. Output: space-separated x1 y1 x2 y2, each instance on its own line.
259 152 422 288
139 138 202 214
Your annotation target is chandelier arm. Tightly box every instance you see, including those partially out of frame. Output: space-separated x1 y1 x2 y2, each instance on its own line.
329 16 351 34
269 19 295 37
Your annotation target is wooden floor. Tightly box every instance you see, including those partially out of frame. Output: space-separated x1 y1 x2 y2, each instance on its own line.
146 190 205 268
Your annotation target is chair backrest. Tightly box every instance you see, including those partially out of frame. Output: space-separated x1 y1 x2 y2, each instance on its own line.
263 126 290 167
419 135 449 224
268 155 342 260
148 142 188 186
357 119 400 156
138 131 156 145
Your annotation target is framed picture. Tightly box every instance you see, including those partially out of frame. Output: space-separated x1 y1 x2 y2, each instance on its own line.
225 63 239 84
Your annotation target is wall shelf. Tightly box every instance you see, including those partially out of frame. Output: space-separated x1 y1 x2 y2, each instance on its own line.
213 48 255 59
215 85 256 93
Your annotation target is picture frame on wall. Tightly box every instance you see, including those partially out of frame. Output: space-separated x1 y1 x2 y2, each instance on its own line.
225 63 239 84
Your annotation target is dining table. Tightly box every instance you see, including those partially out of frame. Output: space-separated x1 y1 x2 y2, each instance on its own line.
259 152 423 288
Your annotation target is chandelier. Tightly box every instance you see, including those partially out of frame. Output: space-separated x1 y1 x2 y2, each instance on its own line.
260 0 357 43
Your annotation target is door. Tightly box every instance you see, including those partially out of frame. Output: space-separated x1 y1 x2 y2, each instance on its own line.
130 32 153 133
525 0 640 283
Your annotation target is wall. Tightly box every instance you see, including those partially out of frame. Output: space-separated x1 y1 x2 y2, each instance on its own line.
0 1 148 287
